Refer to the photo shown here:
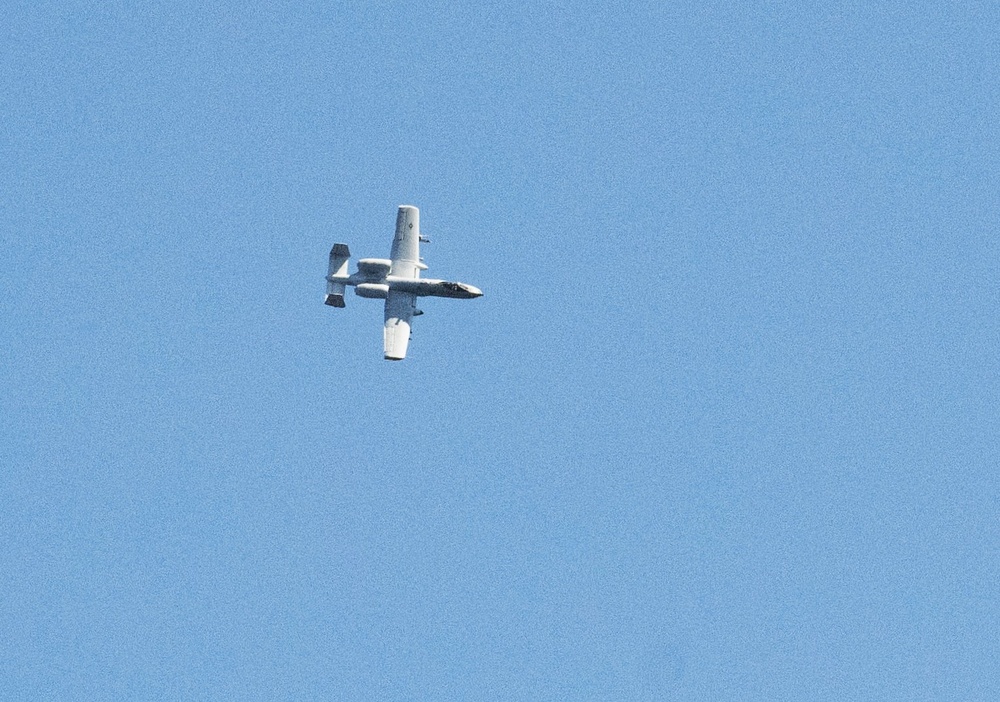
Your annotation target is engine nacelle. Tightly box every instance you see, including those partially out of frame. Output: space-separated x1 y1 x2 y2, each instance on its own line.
355 283 389 299
357 258 392 280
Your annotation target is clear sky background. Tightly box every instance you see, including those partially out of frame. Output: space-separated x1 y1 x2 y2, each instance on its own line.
2 1 998 699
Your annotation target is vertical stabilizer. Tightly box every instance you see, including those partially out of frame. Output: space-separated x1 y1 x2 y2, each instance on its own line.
325 243 351 307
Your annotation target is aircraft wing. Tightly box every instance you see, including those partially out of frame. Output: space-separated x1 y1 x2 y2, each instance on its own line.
389 205 422 278
383 289 417 360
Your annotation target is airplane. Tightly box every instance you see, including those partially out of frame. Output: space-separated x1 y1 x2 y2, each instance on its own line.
324 205 483 360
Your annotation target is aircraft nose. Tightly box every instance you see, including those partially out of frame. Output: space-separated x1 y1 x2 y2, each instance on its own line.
466 285 483 298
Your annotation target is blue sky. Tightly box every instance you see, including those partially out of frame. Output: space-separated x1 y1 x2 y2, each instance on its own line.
2 1 998 699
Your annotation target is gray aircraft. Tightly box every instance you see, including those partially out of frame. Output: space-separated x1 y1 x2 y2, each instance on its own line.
324 205 483 360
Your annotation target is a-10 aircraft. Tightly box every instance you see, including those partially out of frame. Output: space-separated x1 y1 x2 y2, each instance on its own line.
324 205 482 360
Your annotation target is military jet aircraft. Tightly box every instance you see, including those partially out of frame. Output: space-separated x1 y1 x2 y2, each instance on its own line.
324 205 483 360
